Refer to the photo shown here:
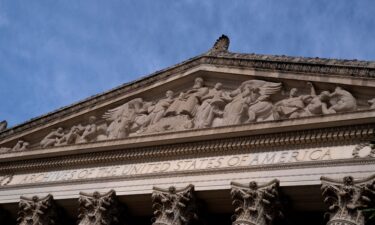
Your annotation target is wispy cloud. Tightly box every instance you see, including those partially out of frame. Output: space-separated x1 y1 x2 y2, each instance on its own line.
1 0 375 126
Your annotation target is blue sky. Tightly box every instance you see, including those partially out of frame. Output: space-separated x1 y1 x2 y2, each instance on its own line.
1 0 375 127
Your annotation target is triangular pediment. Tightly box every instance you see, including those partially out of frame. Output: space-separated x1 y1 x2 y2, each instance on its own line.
1 35 375 158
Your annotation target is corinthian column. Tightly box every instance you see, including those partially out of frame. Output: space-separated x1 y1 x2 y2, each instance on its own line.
78 190 122 225
152 184 197 225
17 194 59 225
321 175 375 225
230 179 282 225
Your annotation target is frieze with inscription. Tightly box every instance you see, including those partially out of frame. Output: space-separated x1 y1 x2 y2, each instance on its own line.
0 145 370 187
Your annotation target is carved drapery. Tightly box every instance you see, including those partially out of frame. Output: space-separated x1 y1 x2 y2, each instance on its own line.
78 190 121 225
321 175 375 225
152 185 197 225
230 179 282 225
17 194 58 225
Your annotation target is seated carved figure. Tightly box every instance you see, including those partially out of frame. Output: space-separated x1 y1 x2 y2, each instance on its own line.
12 140 29 151
327 86 357 113
275 88 307 119
194 83 231 128
77 116 99 144
165 77 209 118
146 90 175 126
247 94 275 122
0 140 29 153
222 84 255 126
222 80 281 126
40 127 64 148
103 98 146 139
56 125 84 146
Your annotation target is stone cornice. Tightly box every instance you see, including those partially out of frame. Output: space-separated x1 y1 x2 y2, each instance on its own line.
1 51 375 142
0 123 373 174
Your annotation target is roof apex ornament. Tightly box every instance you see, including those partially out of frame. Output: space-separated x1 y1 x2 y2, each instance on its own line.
208 34 230 54
0 120 7 132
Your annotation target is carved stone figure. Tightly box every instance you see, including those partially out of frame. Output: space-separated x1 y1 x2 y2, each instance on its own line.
165 77 209 118
230 180 282 225
56 125 84 146
0 120 7 132
0 146 11 153
222 80 281 125
103 98 147 139
40 127 64 148
194 83 231 128
222 84 256 126
18 194 59 225
77 116 100 144
12 140 29 152
368 98 375 109
327 86 357 113
78 190 121 225
247 94 275 122
299 82 331 117
152 185 197 225
274 88 308 119
321 175 375 225
147 90 175 126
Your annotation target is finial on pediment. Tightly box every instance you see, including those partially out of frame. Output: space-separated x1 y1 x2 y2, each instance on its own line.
208 34 230 54
0 120 7 132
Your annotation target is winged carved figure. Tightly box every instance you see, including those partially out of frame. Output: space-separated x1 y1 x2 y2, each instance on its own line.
103 98 150 139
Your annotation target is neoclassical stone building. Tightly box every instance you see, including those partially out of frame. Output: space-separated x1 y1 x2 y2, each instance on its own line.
0 35 374 225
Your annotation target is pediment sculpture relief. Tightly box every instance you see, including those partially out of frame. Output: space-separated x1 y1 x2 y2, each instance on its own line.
1 76 374 152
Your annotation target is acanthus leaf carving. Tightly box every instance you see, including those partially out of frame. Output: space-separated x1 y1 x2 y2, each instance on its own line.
321 175 375 225
152 185 198 225
230 179 282 225
17 194 59 225
78 190 122 225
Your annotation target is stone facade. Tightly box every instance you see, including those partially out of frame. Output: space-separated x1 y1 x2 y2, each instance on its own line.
0 35 374 225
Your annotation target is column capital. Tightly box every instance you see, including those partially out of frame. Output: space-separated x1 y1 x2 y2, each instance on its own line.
152 184 197 225
230 179 282 225
321 175 375 225
78 190 122 225
18 194 59 225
